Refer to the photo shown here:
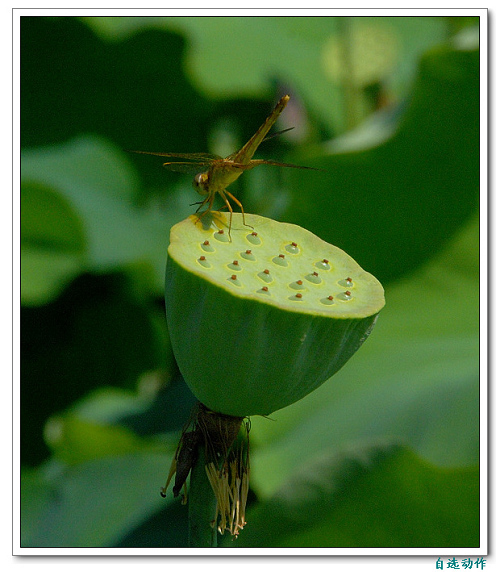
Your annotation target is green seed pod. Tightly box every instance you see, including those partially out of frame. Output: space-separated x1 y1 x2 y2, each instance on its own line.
165 213 385 417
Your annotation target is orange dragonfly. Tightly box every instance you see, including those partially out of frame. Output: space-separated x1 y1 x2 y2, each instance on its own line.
130 95 317 237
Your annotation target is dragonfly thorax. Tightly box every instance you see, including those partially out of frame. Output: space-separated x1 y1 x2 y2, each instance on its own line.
193 172 210 196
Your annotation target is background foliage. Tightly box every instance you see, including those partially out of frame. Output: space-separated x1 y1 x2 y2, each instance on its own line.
20 15 480 548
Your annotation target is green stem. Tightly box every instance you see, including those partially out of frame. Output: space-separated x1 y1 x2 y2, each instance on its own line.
338 16 362 132
188 445 217 548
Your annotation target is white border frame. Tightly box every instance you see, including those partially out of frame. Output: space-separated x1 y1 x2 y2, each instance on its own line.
10 6 489 564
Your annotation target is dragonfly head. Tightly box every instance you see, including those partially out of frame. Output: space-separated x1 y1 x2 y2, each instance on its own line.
193 172 210 196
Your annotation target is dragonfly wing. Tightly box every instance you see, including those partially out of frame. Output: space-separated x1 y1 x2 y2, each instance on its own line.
225 128 295 162
262 127 295 142
247 159 320 171
225 162 259 171
162 161 211 173
230 95 290 164
127 150 222 160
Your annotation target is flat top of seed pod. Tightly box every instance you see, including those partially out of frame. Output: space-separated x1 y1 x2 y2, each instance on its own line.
168 213 385 318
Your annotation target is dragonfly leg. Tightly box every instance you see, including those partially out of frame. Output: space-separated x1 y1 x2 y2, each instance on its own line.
194 194 211 216
218 190 234 240
195 190 217 224
224 190 254 231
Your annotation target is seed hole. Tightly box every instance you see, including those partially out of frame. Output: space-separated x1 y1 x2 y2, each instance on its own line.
315 259 331 270
214 229 230 243
338 277 354 288
337 291 353 301
197 256 211 268
201 240 215 253
241 250 256 261
272 254 288 267
305 272 322 284
227 260 241 271
257 270 272 283
247 232 261 245
228 275 242 287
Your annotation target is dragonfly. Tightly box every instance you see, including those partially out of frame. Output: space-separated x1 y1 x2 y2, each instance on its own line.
129 95 317 237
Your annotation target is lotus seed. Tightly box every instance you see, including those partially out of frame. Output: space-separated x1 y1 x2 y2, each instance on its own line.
338 277 354 287
290 280 306 290
241 250 256 261
315 259 331 270
215 229 230 243
228 275 242 287
258 286 270 295
285 242 300 254
201 240 215 253
320 296 335 306
305 272 322 284
247 232 261 245
337 291 352 301
272 255 288 267
228 261 241 271
258 270 272 283
197 256 211 268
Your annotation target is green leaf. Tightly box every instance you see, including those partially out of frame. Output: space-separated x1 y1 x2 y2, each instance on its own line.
234 443 479 548
275 43 479 283
21 388 189 547
84 16 448 134
45 416 145 466
21 135 192 296
43 387 167 465
21 180 87 305
249 213 479 497
21 453 173 548
21 17 211 173
20 468 55 546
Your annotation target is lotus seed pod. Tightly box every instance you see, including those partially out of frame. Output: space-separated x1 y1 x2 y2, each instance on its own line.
165 213 385 417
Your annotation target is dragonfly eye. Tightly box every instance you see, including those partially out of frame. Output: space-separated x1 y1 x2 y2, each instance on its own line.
193 172 209 195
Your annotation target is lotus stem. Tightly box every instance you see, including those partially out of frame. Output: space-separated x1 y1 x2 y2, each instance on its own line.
188 444 217 548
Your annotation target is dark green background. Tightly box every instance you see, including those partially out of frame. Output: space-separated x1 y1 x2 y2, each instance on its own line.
20 16 480 548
